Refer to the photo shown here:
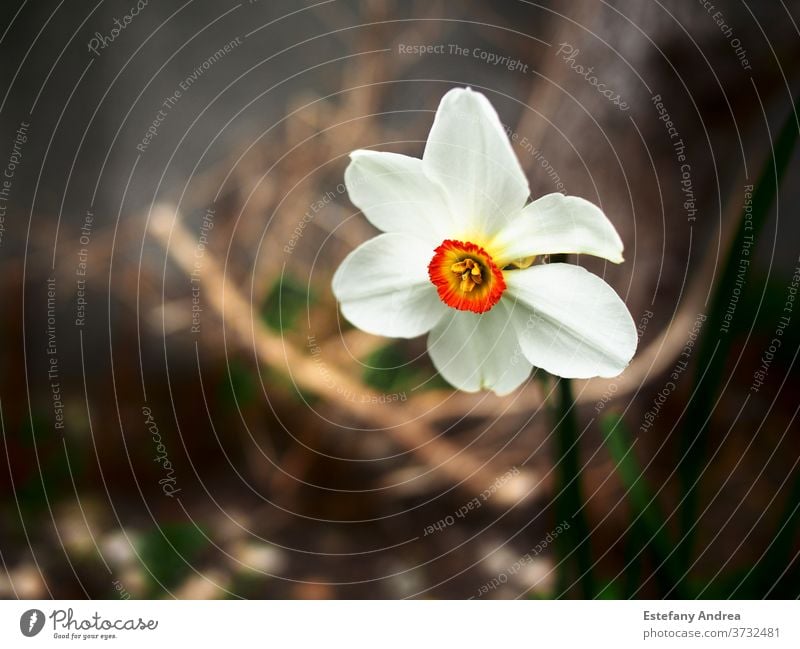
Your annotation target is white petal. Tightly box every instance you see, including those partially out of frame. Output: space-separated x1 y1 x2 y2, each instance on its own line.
332 233 446 338
426 302 532 395
344 150 454 243
504 263 637 378
422 87 529 237
491 193 625 265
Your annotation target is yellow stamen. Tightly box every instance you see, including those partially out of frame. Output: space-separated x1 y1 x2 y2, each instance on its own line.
428 239 507 314
451 258 483 293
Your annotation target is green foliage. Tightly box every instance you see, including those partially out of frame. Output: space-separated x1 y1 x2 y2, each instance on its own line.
362 342 449 393
730 470 800 598
220 359 257 409
601 412 687 598
362 343 407 392
17 415 85 515
677 98 800 565
138 522 208 596
595 579 623 599
730 271 800 349
261 275 314 333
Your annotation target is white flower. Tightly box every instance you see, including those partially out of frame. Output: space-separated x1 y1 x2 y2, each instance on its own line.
332 87 637 395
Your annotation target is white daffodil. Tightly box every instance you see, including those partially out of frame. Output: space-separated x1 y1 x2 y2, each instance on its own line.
332 87 637 395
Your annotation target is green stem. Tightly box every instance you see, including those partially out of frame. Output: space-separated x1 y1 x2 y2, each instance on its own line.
553 376 595 598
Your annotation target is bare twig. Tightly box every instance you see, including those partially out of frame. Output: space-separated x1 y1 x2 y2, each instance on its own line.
148 203 539 505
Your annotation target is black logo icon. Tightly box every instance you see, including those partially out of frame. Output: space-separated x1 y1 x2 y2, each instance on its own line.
20 609 45 637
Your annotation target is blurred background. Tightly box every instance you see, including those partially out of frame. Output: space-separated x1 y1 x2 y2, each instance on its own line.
1 0 799 599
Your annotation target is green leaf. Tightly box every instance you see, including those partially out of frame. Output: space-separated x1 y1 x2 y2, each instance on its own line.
138 522 208 596
601 412 688 597
596 579 623 599
17 417 85 515
677 98 800 564
261 274 314 333
362 343 407 393
362 341 450 394
220 359 257 409
732 468 800 597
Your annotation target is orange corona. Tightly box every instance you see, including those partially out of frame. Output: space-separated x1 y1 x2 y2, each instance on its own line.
428 240 506 313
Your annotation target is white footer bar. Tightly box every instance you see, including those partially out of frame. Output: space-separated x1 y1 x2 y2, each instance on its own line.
1 600 797 647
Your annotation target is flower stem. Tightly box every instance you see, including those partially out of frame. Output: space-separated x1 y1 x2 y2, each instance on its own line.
553 376 595 598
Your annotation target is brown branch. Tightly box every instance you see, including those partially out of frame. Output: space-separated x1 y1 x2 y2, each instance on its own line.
148 203 539 505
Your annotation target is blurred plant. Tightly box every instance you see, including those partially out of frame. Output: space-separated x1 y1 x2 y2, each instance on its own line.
138 523 209 598
677 97 799 570
596 98 799 599
262 275 315 333
678 101 798 576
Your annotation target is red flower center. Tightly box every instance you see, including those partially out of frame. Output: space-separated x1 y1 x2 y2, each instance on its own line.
428 239 506 313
